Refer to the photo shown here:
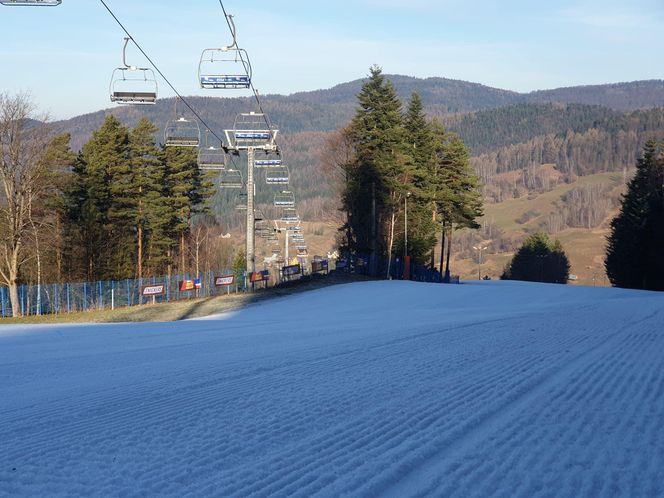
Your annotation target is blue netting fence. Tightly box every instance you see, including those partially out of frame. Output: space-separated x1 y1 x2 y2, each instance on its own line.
0 270 244 318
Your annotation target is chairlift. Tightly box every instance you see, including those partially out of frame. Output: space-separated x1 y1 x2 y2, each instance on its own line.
281 207 299 223
1 0 61 5
164 98 200 147
274 190 295 207
266 167 290 185
255 150 282 169
225 112 278 150
197 131 226 170
235 192 247 210
198 15 252 89
110 38 157 105
219 168 244 188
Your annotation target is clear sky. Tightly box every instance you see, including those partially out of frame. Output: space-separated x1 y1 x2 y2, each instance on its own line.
1 0 663 119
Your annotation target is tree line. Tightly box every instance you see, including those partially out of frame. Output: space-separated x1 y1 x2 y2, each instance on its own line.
323 67 483 279
0 93 222 316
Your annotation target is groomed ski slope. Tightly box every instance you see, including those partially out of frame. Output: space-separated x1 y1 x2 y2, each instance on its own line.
1 280 663 497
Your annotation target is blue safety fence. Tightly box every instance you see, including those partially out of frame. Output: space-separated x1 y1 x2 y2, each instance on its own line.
337 253 455 284
0 269 243 318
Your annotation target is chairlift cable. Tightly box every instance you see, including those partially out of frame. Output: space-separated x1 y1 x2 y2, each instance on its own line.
98 0 228 152
217 0 274 133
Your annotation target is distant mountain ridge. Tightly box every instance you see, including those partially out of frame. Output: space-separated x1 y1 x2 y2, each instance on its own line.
54 76 664 151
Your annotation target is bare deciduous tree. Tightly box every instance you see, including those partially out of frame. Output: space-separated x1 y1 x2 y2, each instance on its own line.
0 93 54 316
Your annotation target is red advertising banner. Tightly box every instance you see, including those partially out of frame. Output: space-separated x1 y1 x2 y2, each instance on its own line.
215 275 235 287
250 271 265 283
140 284 165 296
179 280 195 292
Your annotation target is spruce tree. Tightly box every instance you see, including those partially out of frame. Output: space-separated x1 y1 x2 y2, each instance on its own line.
502 232 570 283
403 92 438 265
344 66 407 275
605 140 664 290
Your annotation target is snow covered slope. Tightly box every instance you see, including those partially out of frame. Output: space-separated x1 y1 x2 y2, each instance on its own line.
1 280 663 497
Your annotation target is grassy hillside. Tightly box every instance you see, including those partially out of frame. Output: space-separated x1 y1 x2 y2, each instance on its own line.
452 171 626 286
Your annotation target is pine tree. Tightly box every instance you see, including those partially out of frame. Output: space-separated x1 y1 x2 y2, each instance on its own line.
129 118 170 277
73 115 131 280
432 127 484 280
501 232 570 283
160 146 214 275
605 140 664 290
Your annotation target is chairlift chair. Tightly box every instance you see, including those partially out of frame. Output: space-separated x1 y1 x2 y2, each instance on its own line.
110 38 157 105
197 132 226 170
266 167 289 185
274 190 295 207
199 48 251 89
198 145 226 169
219 168 244 188
164 98 200 147
255 150 282 169
225 112 278 150
280 207 299 223
198 15 252 89
1 0 61 5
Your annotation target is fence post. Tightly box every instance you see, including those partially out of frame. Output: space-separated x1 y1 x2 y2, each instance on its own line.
1 286 5 318
126 279 130 307
83 282 88 312
20 285 25 316
66 283 71 313
98 281 103 310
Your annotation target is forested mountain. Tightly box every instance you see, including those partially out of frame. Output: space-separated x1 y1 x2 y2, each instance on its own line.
52 76 664 245
528 80 664 110
54 76 664 151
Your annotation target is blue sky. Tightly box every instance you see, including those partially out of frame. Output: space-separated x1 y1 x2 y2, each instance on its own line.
1 0 663 119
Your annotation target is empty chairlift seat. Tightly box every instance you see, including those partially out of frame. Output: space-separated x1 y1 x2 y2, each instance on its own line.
199 48 251 89
219 169 244 188
198 16 252 90
198 146 226 170
274 190 295 207
109 38 157 105
265 167 289 185
281 207 299 223
165 117 200 147
1 0 62 5
225 112 278 150
254 152 282 168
